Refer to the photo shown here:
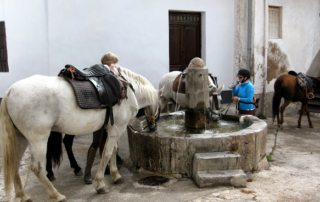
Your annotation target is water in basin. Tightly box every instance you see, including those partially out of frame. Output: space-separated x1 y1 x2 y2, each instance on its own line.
133 111 250 138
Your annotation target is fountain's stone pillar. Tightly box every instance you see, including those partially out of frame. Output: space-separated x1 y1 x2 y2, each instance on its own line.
185 68 209 129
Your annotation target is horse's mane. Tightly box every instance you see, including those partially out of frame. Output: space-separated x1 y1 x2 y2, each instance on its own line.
113 65 158 103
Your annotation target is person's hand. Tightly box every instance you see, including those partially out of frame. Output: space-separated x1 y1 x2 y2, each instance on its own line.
232 96 240 103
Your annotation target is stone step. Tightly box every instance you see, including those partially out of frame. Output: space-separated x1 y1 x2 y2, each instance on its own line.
193 169 247 188
193 151 241 173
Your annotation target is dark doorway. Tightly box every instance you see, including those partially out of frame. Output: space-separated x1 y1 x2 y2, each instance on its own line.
169 12 201 72
0 21 9 72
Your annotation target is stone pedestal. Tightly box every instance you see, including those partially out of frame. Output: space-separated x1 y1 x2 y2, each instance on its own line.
128 115 268 177
185 109 207 129
185 68 209 129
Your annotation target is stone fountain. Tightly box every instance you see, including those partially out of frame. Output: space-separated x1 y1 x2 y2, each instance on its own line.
128 58 268 187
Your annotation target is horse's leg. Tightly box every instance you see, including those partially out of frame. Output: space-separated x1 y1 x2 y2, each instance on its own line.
29 139 66 201
46 146 55 181
297 103 305 128
46 131 65 182
300 102 313 128
279 100 290 125
109 145 123 184
84 128 104 184
63 134 82 176
305 104 313 128
94 126 122 193
13 132 31 202
99 130 123 175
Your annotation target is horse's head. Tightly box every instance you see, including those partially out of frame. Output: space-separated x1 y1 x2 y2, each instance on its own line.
116 65 160 131
144 104 160 131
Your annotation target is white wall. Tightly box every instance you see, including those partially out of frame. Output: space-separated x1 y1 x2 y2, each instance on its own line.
0 0 49 96
0 0 235 97
255 0 320 93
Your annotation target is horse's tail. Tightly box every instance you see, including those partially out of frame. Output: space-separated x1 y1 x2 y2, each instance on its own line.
0 94 19 195
47 132 63 167
272 80 282 122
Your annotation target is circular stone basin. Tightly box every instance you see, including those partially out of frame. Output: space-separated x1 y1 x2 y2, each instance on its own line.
128 112 267 177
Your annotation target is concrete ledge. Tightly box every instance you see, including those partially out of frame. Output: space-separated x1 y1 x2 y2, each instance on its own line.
193 169 247 188
193 152 241 173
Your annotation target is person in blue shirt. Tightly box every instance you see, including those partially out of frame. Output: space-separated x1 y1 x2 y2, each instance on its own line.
232 69 256 115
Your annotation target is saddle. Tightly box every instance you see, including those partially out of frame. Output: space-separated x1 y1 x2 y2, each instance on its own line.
289 71 315 99
172 72 218 94
59 64 129 125
172 73 186 93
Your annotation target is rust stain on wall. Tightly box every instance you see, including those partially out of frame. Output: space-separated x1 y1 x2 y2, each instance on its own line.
267 42 289 83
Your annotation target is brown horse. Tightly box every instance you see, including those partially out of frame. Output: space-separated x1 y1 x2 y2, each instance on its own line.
272 72 320 128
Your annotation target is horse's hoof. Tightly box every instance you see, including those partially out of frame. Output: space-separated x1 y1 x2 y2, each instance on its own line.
84 177 92 184
47 175 56 182
113 177 124 185
55 194 66 202
74 168 83 176
23 199 33 202
97 188 108 194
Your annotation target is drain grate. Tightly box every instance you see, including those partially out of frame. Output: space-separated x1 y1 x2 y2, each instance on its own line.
138 176 169 186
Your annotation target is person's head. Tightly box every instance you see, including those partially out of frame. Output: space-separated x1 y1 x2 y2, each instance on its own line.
237 68 251 83
101 52 119 66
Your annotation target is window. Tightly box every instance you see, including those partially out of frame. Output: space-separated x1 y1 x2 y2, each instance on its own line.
269 6 282 39
0 21 9 72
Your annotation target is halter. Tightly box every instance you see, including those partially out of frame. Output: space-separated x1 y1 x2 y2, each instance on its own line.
144 104 160 131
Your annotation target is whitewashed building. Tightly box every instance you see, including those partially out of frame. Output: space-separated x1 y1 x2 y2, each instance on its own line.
1 0 320 116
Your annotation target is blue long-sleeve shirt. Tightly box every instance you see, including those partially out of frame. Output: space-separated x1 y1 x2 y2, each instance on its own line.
232 81 255 110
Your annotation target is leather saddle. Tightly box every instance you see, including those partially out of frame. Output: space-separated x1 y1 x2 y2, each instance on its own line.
59 64 128 125
172 72 218 94
172 73 186 94
289 71 315 99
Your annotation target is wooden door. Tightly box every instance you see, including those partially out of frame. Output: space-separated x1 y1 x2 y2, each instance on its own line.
169 12 201 72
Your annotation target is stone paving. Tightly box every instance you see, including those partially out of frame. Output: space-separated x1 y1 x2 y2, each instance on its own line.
1 110 320 201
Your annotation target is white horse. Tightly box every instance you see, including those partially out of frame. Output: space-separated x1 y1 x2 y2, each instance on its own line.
158 71 223 113
0 65 159 201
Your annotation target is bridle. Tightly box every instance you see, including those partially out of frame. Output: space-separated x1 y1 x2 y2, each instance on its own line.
144 104 160 131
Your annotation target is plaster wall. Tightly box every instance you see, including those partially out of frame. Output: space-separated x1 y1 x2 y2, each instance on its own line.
0 0 235 97
253 0 320 94
234 0 250 75
0 0 49 96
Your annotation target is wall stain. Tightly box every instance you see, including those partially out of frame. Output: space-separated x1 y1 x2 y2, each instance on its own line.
267 42 289 83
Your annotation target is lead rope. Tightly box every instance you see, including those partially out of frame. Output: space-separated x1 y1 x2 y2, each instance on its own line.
224 103 232 115
272 125 279 154
267 125 280 161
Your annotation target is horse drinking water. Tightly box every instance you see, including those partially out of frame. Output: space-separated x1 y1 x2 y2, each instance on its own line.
0 65 159 201
158 57 223 115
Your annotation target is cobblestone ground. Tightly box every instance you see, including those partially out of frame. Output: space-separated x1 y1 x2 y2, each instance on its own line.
1 113 320 202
